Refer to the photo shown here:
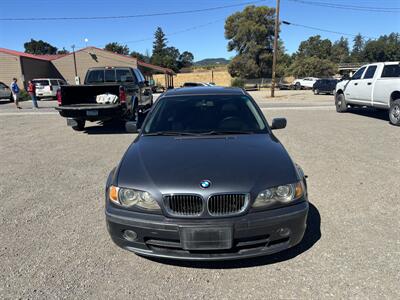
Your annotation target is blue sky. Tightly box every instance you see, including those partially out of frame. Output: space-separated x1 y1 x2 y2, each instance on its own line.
0 0 399 60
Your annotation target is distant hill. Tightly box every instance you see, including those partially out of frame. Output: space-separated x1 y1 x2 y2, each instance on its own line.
194 58 230 66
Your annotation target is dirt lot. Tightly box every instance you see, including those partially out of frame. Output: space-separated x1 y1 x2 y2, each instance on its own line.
0 90 399 299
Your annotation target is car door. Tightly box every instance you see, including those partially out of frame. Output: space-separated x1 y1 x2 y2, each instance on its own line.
344 66 366 103
0 83 7 98
357 65 378 105
133 69 152 107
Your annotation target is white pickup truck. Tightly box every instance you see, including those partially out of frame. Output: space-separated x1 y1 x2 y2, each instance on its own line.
335 62 400 126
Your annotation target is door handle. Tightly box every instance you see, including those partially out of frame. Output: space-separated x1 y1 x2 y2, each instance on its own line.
354 83 358 86
367 82 372 85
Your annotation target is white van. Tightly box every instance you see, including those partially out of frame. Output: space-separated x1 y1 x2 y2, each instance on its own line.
32 78 67 100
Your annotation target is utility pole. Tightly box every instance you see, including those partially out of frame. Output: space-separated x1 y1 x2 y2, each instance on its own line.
271 0 280 98
71 44 78 77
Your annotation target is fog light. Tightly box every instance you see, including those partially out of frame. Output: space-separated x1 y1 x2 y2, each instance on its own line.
122 230 138 242
277 227 291 237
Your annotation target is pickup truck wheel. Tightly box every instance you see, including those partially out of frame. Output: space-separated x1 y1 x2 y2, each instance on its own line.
313 89 319 95
335 93 348 113
295 83 301 90
72 120 85 131
389 99 400 126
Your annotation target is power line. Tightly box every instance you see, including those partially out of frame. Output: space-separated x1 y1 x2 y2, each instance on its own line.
288 0 400 13
0 0 266 21
282 20 376 39
71 18 225 49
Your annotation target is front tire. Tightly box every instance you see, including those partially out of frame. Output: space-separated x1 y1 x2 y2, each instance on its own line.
335 93 348 113
389 99 400 126
313 89 319 95
72 119 85 131
295 83 301 90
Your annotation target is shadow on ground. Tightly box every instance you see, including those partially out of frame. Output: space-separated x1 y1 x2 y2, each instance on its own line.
83 120 131 135
145 202 321 269
348 108 390 123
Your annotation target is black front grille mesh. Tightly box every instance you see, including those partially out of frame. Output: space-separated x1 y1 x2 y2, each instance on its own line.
164 195 203 216
208 194 247 216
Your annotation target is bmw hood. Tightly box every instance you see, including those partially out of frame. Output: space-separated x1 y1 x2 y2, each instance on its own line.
116 134 299 197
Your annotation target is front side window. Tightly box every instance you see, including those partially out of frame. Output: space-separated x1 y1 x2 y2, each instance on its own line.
50 80 59 85
381 65 400 78
143 95 267 135
352 67 366 80
363 66 377 79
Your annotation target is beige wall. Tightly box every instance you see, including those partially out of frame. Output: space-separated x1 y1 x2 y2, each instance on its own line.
0 52 23 87
154 70 232 88
52 47 138 85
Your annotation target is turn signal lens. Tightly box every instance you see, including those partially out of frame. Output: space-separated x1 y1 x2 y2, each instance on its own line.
109 185 119 203
294 182 304 199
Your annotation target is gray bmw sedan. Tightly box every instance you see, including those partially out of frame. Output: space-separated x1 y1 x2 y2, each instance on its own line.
105 87 309 260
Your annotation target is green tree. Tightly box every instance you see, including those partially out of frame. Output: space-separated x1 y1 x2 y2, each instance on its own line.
297 35 332 59
130 51 149 62
57 47 69 55
24 39 58 55
331 37 350 63
151 27 167 67
362 33 400 62
225 5 276 78
351 34 364 62
178 51 194 68
104 42 129 55
288 56 336 77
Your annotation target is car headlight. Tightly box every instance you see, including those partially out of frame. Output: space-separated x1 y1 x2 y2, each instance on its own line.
252 182 304 208
109 186 160 210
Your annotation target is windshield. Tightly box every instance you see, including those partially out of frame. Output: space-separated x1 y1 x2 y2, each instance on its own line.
143 95 267 135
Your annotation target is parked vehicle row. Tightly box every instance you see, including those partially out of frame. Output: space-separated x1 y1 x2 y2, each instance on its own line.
335 62 400 126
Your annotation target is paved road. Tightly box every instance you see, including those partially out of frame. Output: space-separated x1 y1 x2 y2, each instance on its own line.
0 91 399 299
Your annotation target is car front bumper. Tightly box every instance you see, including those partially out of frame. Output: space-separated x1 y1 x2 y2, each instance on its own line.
106 201 309 261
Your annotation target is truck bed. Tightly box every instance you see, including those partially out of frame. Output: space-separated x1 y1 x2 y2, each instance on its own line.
58 84 121 106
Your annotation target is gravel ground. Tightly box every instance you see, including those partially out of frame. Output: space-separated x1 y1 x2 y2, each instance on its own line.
0 91 399 299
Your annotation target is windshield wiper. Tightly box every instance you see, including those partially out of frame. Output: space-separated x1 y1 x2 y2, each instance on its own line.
199 130 255 135
143 131 200 136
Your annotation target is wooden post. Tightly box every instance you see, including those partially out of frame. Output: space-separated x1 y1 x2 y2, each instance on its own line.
271 0 280 98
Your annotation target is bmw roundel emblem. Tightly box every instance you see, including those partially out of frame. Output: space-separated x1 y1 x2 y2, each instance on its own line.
200 180 211 189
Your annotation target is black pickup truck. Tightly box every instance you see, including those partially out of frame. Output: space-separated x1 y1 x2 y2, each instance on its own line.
55 67 153 131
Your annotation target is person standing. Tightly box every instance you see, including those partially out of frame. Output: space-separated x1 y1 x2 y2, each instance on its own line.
27 80 38 109
10 78 21 109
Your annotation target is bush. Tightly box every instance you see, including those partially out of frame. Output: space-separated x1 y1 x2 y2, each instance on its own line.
19 90 30 101
231 77 245 88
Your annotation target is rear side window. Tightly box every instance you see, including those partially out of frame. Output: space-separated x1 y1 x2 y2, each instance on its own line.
116 69 135 83
50 80 59 85
86 70 104 83
352 67 366 80
363 66 377 79
381 65 400 78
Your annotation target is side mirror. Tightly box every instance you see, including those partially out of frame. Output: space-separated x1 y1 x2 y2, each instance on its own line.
125 121 138 133
144 80 150 86
271 118 287 130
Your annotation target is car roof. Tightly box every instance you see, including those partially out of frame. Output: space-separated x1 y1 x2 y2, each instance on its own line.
163 86 246 97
